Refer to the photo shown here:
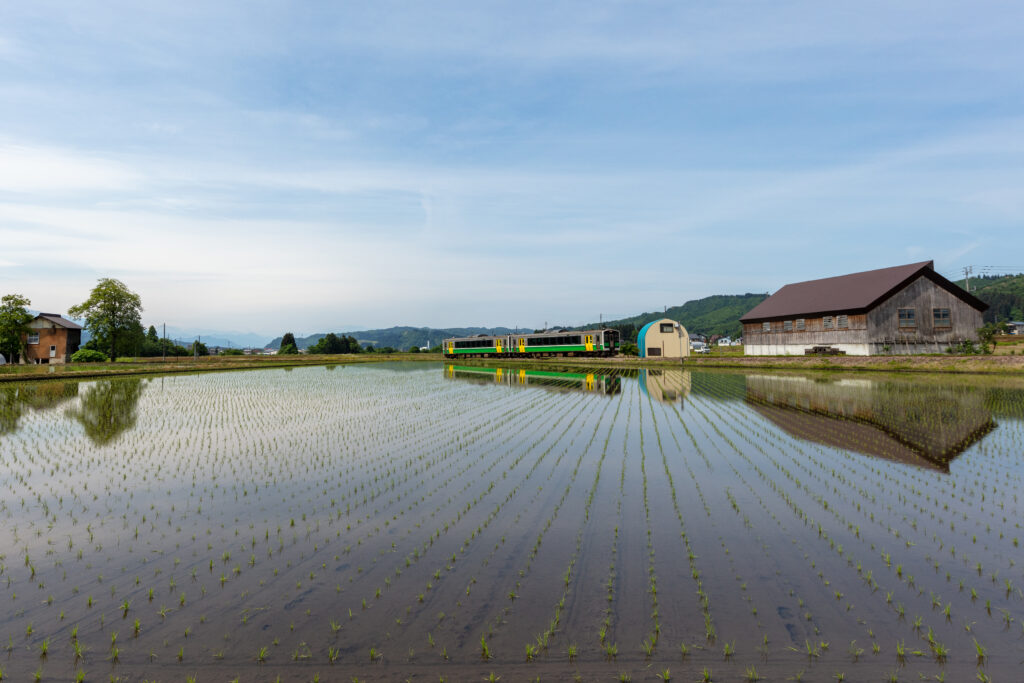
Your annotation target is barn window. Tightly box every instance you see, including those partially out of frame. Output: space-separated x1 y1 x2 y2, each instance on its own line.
762 322 770 332
837 315 849 329
648 347 661 356
660 323 674 333
933 308 951 327
796 319 806 331
823 316 834 330
783 320 793 332
27 333 39 345
898 308 916 328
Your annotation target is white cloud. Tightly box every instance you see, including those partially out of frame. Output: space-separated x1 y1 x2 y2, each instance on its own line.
0 142 140 193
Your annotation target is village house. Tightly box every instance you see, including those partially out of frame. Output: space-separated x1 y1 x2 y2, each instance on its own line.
22 313 83 364
740 261 987 356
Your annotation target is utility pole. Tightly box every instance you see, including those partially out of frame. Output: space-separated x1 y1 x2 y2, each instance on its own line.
162 323 166 362
962 266 973 293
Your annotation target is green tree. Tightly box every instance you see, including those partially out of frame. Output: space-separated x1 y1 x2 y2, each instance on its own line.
68 279 142 362
278 343 298 355
146 325 159 344
280 332 297 351
977 321 1009 354
191 340 209 357
0 294 33 363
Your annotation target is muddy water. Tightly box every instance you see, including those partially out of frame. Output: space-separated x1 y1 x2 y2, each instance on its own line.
0 364 1022 681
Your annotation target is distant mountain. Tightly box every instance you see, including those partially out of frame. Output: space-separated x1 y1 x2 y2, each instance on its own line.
954 273 1024 323
580 293 769 341
266 326 517 351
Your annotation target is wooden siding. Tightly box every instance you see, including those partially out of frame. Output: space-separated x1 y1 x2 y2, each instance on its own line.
866 275 981 344
743 313 869 347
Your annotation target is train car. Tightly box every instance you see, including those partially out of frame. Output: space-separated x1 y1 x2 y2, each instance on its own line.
443 328 619 359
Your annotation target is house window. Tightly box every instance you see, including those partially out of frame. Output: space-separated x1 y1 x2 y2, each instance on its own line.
837 315 849 329
762 322 771 332
796 319 806 331
783 320 793 332
823 316 834 330
660 323 674 334
648 347 662 356
898 308 916 328
27 333 39 345
933 308 951 327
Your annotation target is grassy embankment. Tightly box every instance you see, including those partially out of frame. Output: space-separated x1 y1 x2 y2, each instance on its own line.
5 335 1022 381
455 336 1024 375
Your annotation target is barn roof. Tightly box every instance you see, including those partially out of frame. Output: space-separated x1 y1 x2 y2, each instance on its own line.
34 313 83 330
740 261 987 322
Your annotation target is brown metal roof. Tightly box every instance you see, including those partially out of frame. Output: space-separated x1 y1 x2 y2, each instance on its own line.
740 260 987 322
35 313 83 330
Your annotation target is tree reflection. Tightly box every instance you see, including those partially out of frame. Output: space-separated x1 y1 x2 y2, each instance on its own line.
68 378 144 445
0 382 80 435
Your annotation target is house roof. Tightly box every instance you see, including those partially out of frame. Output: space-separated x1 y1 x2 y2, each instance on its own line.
740 260 988 322
34 313 83 330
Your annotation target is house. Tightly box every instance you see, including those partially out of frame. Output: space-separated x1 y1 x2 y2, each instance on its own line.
637 318 689 358
1007 321 1024 335
22 314 83 364
740 261 987 356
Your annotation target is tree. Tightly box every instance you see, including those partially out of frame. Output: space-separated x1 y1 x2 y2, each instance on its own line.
146 325 159 344
68 279 142 362
977 322 1009 354
0 294 33 363
280 333 297 351
278 343 298 355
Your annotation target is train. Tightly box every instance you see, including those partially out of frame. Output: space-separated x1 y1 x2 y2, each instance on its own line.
442 328 620 359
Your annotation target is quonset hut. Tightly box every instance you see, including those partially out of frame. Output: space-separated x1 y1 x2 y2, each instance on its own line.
740 261 987 356
637 318 689 358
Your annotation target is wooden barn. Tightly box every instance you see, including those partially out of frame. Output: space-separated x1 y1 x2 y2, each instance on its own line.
23 313 83 364
740 261 987 356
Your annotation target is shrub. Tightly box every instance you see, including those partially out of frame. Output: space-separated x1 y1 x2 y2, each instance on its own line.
71 349 109 363
620 343 639 357
220 348 244 356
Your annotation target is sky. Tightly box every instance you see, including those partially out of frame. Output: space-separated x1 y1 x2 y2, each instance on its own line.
1 2 1023 338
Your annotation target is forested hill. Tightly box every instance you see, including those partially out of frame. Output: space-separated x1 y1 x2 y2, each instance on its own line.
581 293 768 341
953 273 1024 323
266 326 515 350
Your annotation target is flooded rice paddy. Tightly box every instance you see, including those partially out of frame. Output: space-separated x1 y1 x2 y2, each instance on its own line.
1 362 1022 682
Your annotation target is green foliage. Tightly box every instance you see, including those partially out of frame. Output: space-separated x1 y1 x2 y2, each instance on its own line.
269 327 512 352
190 341 209 357
71 349 109 363
976 322 1008 354
307 333 361 355
584 293 768 340
68 278 143 361
407 346 420 353
280 333 297 351
955 273 1024 323
278 343 298 355
0 294 33 362
620 342 639 356
219 348 244 356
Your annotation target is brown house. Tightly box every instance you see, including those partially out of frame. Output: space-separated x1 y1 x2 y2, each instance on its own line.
23 313 83 364
740 261 987 356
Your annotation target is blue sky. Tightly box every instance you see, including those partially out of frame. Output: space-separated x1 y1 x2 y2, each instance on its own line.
1 2 1022 337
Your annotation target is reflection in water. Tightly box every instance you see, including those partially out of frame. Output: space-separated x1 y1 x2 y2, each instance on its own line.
0 382 80 434
745 374 995 472
639 369 691 404
67 378 145 445
444 364 621 396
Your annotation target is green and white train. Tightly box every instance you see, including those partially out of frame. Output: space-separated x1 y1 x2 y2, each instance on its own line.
442 328 620 359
